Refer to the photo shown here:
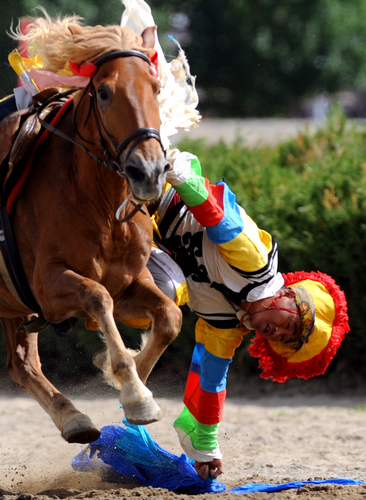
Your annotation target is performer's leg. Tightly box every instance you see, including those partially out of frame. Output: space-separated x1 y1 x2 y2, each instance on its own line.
147 246 187 305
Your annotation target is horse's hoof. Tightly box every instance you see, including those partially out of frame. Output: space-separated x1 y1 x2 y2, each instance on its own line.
62 414 101 444
123 398 163 425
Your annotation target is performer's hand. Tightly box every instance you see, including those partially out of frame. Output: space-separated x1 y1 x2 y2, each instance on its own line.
166 147 180 167
194 458 224 479
165 150 195 186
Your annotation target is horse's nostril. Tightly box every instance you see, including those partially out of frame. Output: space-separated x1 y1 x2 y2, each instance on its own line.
125 166 146 183
163 162 170 174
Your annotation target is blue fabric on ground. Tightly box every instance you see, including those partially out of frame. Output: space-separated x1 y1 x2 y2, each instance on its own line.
72 418 226 494
72 419 365 495
229 478 366 494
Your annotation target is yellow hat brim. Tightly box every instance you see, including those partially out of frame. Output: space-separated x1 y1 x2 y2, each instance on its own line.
269 280 335 362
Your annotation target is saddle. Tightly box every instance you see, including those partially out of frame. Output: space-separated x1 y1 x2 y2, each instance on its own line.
0 87 78 335
0 88 74 203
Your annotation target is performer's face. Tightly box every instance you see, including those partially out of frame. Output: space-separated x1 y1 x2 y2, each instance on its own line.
243 291 302 344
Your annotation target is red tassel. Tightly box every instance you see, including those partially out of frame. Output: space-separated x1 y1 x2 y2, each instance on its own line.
249 271 350 382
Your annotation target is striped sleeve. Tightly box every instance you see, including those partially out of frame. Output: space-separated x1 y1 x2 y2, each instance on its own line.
172 154 275 273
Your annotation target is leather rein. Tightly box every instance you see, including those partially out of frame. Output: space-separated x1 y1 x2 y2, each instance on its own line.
37 49 165 222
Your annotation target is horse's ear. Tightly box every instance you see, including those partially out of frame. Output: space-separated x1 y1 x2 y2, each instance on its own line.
68 24 84 35
141 26 157 49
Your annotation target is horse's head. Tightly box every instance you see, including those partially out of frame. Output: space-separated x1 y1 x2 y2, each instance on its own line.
12 14 169 203
84 26 169 203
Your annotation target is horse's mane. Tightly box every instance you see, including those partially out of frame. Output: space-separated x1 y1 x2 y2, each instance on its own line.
9 8 153 73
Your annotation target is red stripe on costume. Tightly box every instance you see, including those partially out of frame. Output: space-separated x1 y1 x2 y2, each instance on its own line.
168 191 183 210
7 97 74 215
188 181 224 227
183 370 226 425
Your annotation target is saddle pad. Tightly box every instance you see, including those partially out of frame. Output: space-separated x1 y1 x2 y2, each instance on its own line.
7 95 74 215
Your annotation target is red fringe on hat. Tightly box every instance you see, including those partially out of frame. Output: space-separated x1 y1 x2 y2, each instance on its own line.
248 271 350 383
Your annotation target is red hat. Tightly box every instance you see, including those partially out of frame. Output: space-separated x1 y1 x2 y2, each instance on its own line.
249 271 350 383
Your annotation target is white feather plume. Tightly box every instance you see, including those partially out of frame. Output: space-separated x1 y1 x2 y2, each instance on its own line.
121 0 201 150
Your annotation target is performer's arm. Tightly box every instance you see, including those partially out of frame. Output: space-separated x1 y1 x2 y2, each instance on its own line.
166 151 273 273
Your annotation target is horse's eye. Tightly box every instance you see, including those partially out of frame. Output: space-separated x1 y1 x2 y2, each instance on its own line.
97 86 110 103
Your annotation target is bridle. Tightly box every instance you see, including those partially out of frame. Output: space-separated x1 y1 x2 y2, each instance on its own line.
37 49 166 221
74 50 165 173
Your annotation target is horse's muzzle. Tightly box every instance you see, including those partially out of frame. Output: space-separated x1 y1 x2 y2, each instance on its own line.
124 151 170 202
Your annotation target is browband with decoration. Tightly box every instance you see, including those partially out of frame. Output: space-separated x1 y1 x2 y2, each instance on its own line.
68 61 97 77
69 49 157 79
26 50 158 91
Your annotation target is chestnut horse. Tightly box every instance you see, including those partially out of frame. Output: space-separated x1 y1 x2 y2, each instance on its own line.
2 14 182 443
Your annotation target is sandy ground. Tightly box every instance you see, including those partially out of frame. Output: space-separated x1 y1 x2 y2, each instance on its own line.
172 118 322 148
1 388 366 499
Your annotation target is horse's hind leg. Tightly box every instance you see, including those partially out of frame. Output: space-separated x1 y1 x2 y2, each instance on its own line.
2 316 100 443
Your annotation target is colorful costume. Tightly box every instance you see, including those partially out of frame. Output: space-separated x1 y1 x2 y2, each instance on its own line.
153 151 349 463
153 152 284 462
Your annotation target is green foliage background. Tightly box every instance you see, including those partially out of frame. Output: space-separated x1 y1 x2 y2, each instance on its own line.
2 1 366 115
181 0 366 116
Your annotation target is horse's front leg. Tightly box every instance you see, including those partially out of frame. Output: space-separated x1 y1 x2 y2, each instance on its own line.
39 269 162 425
2 316 100 443
112 267 183 383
